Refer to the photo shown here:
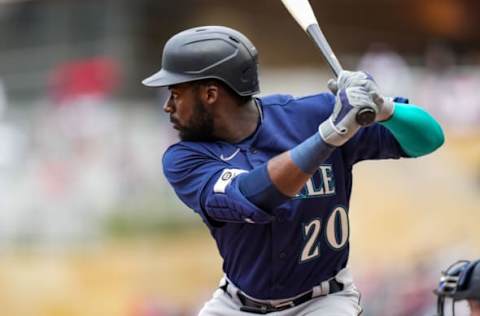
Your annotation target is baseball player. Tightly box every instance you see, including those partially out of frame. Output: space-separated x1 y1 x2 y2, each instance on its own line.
435 259 480 316
142 26 444 315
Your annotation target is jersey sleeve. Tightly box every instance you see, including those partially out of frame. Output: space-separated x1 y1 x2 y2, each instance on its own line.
341 123 409 166
162 143 275 226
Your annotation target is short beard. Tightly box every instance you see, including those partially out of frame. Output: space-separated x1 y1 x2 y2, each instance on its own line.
178 97 216 142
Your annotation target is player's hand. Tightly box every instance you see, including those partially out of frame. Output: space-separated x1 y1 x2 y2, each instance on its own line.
328 70 394 122
319 86 379 147
327 70 373 95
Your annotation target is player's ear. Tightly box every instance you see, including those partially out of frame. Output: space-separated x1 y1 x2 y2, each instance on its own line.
202 83 219 105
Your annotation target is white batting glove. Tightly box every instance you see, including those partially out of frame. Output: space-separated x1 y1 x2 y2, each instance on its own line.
319 86 379 147
327 70 374 94
328 70 394 122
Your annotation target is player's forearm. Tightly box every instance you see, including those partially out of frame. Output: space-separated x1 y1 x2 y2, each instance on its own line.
271 132 335 195
380 103 444 157
238 132 335 211
267 151 315 197
235 152 312 212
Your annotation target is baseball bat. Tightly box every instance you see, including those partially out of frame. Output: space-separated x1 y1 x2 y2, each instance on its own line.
280 0 376 126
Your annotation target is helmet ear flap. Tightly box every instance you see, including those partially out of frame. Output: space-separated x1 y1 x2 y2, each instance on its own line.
457 260 480 291
435 259 480 316
435 260 470 296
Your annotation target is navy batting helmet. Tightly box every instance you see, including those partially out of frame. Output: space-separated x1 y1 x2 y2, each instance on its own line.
142 26 259 96
434 259 480 316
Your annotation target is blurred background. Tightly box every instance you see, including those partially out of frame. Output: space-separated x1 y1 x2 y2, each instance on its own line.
0 0 479 315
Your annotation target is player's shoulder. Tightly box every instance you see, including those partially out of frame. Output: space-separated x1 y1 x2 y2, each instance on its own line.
163 141 204 170
163 141 209 162
259 92 335 114
162 141 226 171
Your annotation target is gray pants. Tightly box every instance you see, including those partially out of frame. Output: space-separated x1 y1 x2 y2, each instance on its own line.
198 268 362 316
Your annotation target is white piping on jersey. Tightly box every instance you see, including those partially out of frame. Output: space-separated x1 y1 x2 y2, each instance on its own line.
255 98 263 123
220 148 241 161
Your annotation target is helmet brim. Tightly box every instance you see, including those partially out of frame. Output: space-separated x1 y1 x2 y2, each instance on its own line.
142 68 260 96
142 69 197 87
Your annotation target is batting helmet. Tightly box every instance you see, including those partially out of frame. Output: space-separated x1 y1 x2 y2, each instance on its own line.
434 259 480 316
142 26 259 96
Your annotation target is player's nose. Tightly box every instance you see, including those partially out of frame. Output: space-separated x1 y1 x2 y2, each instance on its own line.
158 87 174 113
163 98 174 113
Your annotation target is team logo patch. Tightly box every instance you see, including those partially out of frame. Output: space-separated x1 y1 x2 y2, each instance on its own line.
221 172 233 181
213 169 247 193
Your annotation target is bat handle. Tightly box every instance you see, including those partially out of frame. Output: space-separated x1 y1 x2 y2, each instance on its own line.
333 65 376 127
333 62 376 126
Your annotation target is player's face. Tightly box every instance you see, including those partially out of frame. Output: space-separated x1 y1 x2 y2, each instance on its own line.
164 83 216 142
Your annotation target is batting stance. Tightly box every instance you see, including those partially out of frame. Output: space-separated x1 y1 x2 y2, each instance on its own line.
435 259 480 316
143 26 444 315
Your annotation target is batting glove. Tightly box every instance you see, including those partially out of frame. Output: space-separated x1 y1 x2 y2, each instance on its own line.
328 70 394 122
319 86 379 147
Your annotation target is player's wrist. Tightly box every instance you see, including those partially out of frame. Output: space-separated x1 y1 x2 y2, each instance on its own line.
318 116 359 147
320 87 373 147
290 132 335 174
378 96 409 122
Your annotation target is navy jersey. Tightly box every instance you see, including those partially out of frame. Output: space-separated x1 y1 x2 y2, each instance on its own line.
162 92 407 300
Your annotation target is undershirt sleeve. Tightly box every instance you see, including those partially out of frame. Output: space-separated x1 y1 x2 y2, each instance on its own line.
380 103 444 157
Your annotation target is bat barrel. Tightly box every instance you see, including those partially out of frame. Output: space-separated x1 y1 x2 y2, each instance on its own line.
306 24 342 77
281 0 376 126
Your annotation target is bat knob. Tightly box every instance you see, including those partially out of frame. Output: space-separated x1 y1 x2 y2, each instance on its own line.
356 107 376 126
